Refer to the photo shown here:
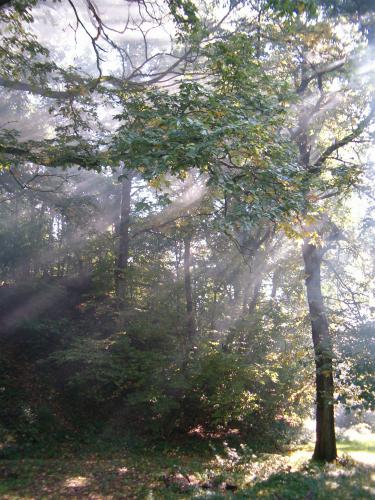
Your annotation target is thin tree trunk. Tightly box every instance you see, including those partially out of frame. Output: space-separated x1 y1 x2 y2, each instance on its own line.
115 171 132 312
210 288 218 330
242 248 267 313
242 280 251 313
271 267 280 299
57 217 64 277
174 240 182 319
183 234 196 342
247 279 262 314
302 240 337 462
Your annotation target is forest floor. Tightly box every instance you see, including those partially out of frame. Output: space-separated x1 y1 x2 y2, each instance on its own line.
0 430 374 499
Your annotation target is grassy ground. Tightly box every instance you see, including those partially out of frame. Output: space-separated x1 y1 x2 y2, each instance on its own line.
0 433 374 499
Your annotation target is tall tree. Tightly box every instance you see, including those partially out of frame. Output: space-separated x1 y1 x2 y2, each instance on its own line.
289 20 374 460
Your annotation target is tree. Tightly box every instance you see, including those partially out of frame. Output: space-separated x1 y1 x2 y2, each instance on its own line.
281 15 374 460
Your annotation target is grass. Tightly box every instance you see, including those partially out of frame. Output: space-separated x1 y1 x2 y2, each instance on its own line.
0 433 374 499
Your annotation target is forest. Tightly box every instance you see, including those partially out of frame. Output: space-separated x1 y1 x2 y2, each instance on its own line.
0 0 374 498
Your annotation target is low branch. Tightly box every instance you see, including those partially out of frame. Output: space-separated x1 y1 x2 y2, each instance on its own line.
130 211 214 239
0 77 78 99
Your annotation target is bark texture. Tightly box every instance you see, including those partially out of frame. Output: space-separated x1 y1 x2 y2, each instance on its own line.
303 240 337 462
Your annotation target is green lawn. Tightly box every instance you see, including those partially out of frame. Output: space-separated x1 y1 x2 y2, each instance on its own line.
0 435 374 499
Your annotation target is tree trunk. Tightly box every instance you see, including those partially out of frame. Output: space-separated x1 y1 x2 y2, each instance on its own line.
183 234 196 342
242 248 267 313
115 171 132 311
302 240 337 462
271 267 280 299
247 279 262 314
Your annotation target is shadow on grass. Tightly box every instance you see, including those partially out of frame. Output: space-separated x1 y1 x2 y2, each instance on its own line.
233 462 375 500
1 458 375 499
1 436 375 499
0 458 161 498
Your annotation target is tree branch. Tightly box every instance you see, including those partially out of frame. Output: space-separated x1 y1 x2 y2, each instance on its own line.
311 103 375 171
296 58 346 95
